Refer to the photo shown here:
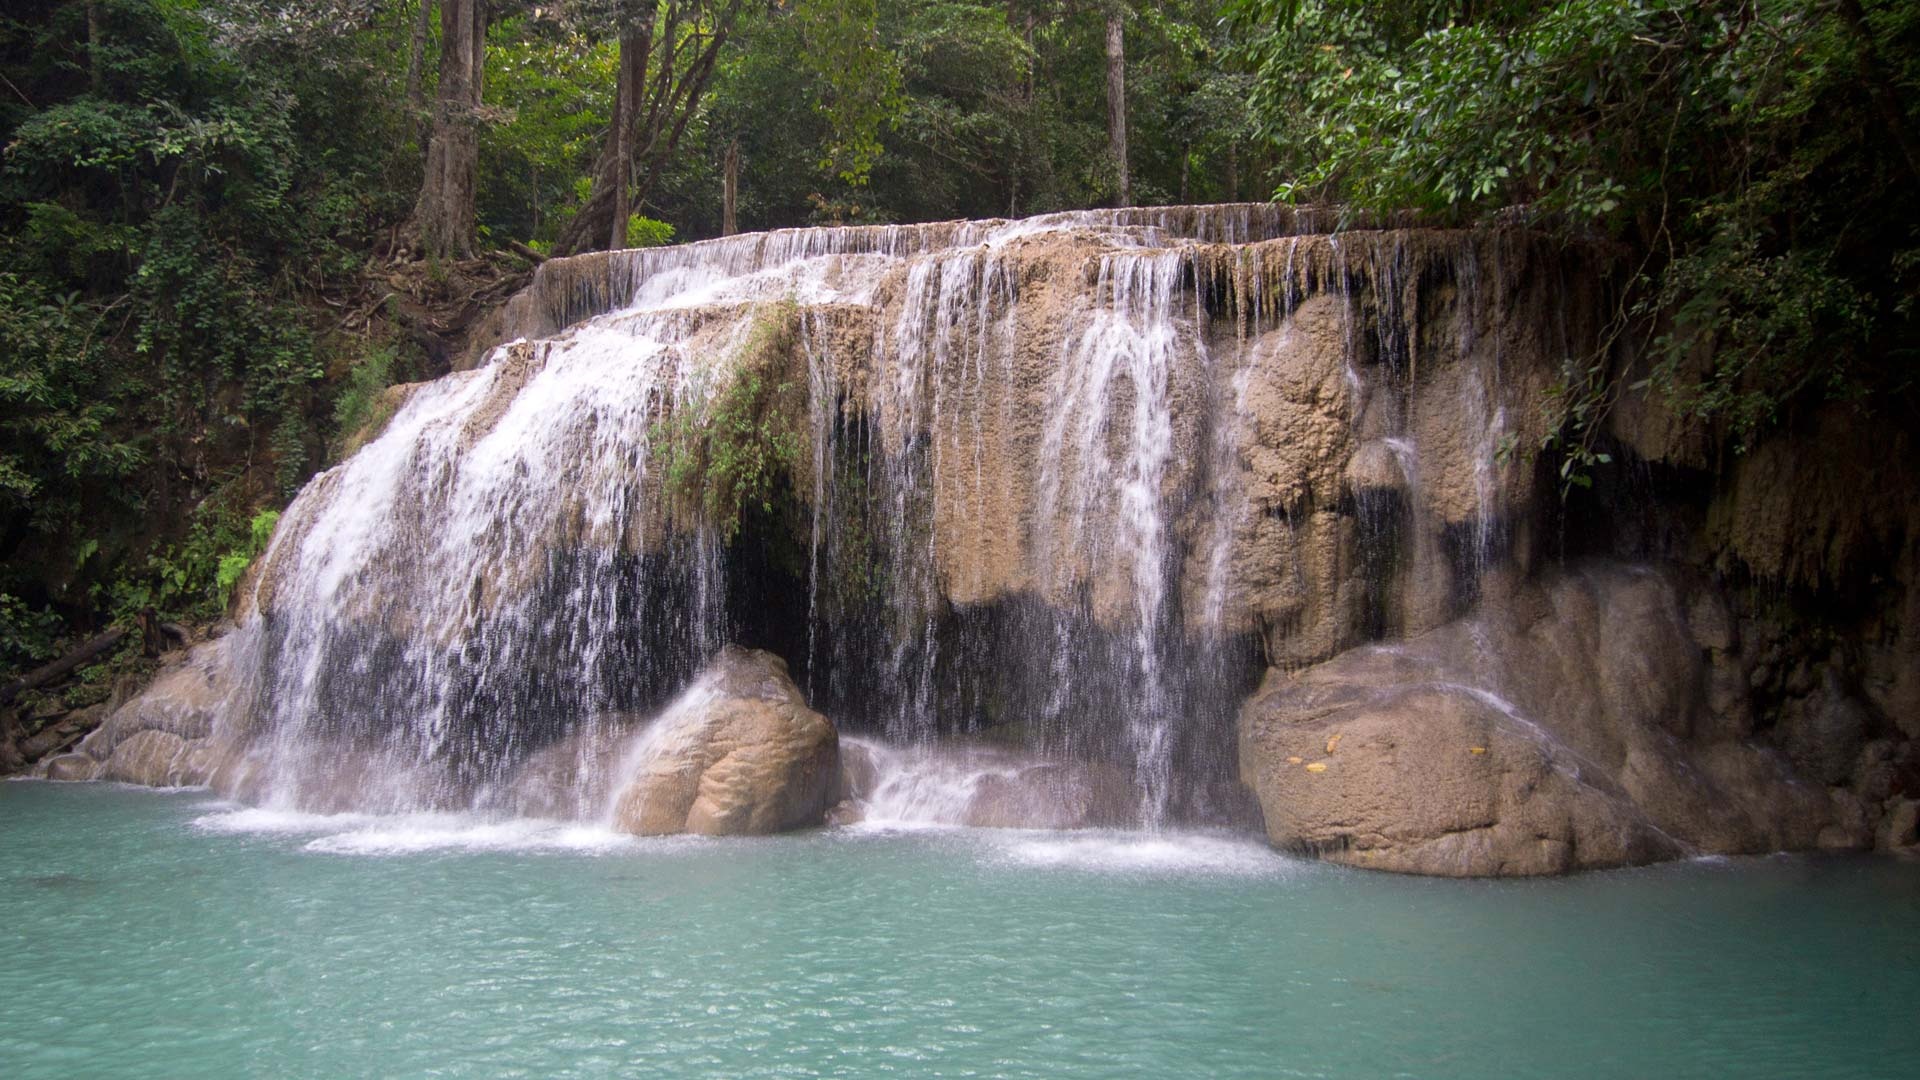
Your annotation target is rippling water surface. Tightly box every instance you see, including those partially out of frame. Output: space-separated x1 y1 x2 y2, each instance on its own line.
4 782 1918 1079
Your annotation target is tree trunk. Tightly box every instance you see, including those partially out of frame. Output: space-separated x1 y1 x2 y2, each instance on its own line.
1226 142 1238 203
406 0 434 147
415 0 486 259
1104 8 1129 208
556 2 745 256
1010 6 1037 217
722 137 740 235
0 628 125 709
1025 9 1036 102
86 2 102 94
610 32 644 250
1835 0 1920 186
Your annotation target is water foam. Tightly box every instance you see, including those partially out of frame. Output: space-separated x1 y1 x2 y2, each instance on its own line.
988 831 1293 878
192 805 640 856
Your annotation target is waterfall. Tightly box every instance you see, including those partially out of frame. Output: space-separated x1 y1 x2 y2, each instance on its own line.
173 205 1572 829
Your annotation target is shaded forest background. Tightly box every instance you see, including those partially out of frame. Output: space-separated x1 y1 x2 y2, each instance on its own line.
2 0 1916 684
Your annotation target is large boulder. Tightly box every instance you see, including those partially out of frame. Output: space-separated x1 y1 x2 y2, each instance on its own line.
1239 679 1681 876
612 646 839 836
1240 563 1841 876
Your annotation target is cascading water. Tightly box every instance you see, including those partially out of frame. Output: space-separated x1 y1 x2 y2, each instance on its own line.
148 204 1562 831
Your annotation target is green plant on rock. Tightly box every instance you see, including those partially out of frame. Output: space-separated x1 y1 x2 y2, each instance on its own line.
215 509 281 606
332 343 398 459
102 492 280 623
652 301 804 541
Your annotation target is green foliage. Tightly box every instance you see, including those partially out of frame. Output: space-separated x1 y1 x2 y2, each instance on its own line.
672 1 1256 231
0 593 67 669
624 213 675 248
0 270 144 529
104 489 268 620
1232 0 1920 462
1642 226 1872 450
0 0 420 647
214 509 278 604
652 301 804 540
480 19 618 245
792 0 906 186
331 343 397 455
332 343 396 437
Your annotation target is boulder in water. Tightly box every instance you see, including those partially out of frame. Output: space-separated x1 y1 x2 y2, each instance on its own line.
1880 799 1920 852
612 647 838 837
1240 563 1841 876
1241 679 1680 876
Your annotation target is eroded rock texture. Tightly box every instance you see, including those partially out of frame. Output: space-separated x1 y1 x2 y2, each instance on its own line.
1240 565 1851 876
612 646 839 837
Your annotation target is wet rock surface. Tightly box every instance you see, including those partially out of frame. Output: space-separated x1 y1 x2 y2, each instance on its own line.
1241 564 1844 876
612 647 839 837
834 736 1146 830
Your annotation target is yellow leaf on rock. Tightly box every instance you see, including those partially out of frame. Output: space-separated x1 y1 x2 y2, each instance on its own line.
1304 762 1328 773
1326 734 1343 754
1286 756 1303 765
1469 746 1488 755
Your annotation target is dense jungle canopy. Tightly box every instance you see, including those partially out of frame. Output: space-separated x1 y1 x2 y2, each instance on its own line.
2 0 1916 673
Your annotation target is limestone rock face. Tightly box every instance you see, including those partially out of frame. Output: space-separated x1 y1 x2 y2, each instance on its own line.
42 753 101 782
1778 669 1873 785
56 642 240 790
100 729 219 787
612 646 838 837
1880 799 1920 851
1241 563 1840 876
79 643 233 764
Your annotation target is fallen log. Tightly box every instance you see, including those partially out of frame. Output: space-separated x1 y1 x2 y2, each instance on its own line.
506 238 548 265
0 628 125 708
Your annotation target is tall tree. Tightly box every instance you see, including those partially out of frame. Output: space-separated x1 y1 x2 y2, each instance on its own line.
608 22 651 249
722 137 740 235
1104 2 1128 207
416 0 488 258
556 0 747 255
405 0 434 146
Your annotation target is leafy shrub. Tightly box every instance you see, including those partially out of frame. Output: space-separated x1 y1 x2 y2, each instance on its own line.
625 214 676 248
215 509 281 605
0 593 67 669
332 344 398 458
